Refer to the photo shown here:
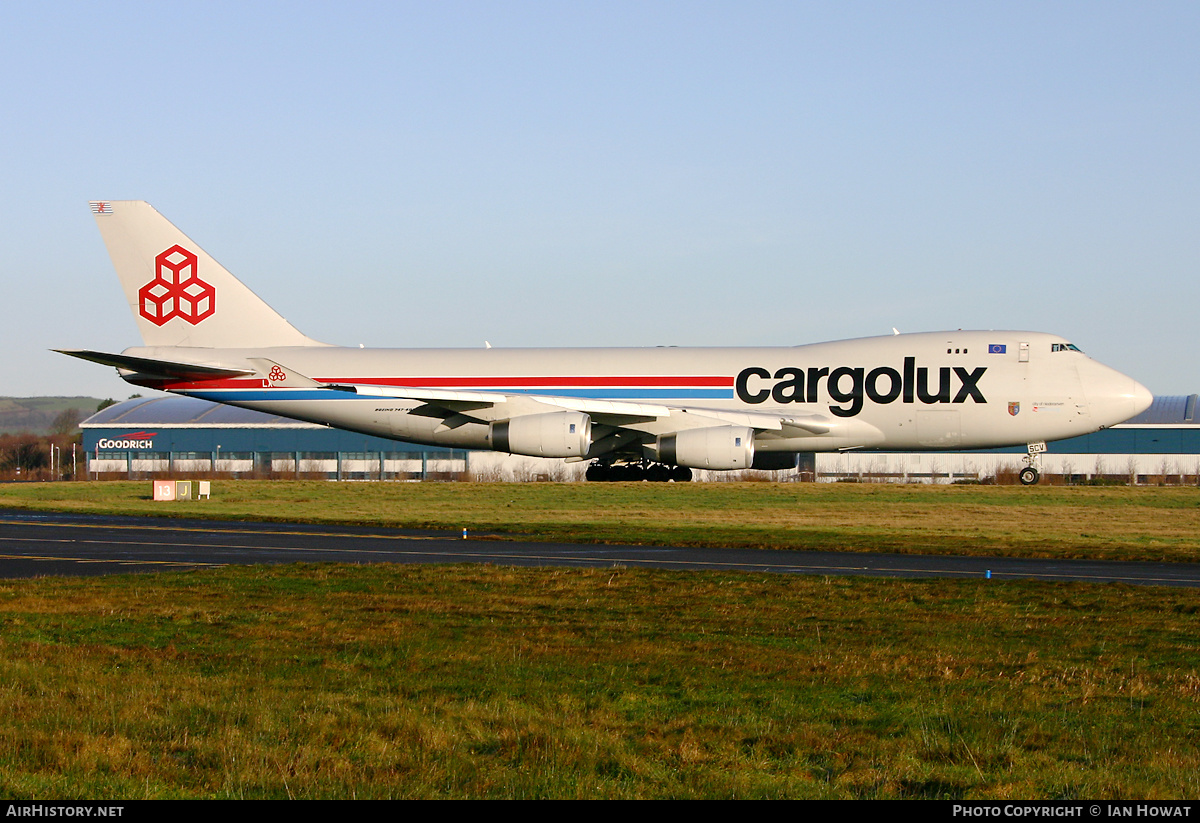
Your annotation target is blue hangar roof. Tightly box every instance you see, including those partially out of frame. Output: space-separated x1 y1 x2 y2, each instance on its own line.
1123 394 1198 425
82 395 322 429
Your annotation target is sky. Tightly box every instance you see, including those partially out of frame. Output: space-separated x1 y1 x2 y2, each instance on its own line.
2 1 1197 399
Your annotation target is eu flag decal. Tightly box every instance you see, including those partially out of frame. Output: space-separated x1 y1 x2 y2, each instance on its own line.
988 344 1007 354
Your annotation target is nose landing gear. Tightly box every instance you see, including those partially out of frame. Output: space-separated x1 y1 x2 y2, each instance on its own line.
1019 441 1047 485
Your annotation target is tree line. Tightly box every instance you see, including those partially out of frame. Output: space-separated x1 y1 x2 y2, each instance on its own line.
0 405 101 481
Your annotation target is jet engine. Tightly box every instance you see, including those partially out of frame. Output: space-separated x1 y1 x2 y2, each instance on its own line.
656 426 755 470
750 451 800 471
490 411 592 458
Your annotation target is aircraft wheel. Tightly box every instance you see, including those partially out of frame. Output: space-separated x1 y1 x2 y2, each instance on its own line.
670 465 693 482
1019 467 1040 486
646 464 671 483
586 463 610 482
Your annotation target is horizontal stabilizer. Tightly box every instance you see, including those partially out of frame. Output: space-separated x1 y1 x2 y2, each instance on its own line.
54 349 255 381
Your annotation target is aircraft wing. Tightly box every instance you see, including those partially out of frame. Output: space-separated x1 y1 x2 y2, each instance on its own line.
252 358 856 441
353 385 836 435
331 376 849 439
329 378 774 428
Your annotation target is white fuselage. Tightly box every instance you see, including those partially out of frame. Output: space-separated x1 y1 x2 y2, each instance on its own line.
122 329 1152 459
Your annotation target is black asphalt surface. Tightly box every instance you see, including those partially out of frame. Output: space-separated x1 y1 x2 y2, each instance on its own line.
1 508 1199 587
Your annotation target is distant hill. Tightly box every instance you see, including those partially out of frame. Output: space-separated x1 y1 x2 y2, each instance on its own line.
0 397 107 436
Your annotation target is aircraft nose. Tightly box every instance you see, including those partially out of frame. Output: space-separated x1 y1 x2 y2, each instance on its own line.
1091 367 1153 426
1129 378 1153 418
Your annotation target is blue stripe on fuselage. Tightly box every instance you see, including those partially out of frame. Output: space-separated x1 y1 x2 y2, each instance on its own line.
182 388 735 402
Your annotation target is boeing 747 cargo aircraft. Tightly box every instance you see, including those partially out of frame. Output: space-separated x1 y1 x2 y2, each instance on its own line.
60 201 1152 483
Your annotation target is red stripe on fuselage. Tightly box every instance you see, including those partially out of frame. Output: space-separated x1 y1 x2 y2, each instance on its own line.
160 375 735 391
350 375 734 388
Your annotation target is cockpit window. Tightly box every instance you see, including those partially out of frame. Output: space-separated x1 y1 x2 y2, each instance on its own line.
1051 343 1083 353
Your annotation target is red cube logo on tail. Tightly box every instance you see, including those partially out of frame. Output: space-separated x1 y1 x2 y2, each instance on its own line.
138 245 216 326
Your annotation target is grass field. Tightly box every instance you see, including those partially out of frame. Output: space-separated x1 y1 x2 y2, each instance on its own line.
0 565 1198 799
0 480 1198 798
2 479 1198 562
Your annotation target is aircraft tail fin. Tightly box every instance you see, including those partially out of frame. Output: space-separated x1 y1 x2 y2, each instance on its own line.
89 200 326 349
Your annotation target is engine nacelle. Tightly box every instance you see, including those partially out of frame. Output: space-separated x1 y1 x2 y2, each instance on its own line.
750 451 800 471
657 426 755 470
490 412 592 458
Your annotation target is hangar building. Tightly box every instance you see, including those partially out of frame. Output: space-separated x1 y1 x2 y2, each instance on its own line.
81 394 1199 483
82 395 474 480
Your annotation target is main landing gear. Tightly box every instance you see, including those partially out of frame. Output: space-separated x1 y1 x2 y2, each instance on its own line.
585 461 693 482
1019 441 1047 485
